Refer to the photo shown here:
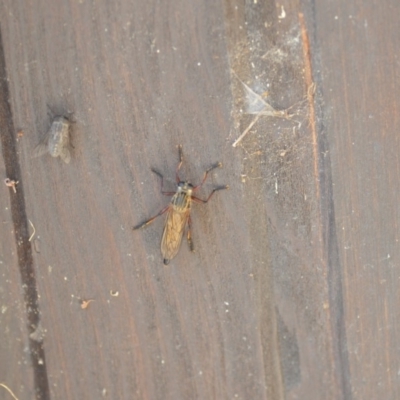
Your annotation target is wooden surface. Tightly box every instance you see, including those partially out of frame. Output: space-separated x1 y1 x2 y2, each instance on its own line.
0 0 399 399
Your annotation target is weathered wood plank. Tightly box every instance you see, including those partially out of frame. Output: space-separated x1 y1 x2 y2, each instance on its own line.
315 0 400 398
0 160 34 400
1 0 256 399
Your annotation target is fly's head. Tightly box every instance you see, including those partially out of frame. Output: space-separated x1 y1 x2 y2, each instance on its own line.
54 115 70 124
177 181 194 197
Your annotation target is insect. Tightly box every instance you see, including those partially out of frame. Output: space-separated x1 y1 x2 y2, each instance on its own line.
133 145 228 265
33 116 72 163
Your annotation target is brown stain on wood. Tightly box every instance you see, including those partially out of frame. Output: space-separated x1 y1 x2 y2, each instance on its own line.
299 13 319 202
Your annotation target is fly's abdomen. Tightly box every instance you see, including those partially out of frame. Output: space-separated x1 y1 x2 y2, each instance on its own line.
161 209 188 264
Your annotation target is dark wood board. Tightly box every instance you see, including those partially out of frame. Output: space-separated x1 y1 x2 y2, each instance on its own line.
0 0 399 399
0 147 34 399
314 0 400 398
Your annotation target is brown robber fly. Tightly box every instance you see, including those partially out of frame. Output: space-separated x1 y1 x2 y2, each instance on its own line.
133 145 228 265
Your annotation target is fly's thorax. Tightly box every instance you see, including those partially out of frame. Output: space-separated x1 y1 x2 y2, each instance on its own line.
171 181 193 211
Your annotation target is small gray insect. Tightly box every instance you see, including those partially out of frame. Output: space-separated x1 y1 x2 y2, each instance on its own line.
33 116 72 163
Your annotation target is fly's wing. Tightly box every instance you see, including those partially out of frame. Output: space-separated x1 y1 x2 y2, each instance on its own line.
161 208 189 264
32 133 50 158
59 147 71 164
48 119 69 157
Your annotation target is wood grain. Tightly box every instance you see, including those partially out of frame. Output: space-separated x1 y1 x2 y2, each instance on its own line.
0 0 399 399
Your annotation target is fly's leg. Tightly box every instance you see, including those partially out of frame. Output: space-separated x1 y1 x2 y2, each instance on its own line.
192 185 229 204
151 169 175 196
176 144 184 183
187 215 194 252
193 162 223 191
133 205 170 230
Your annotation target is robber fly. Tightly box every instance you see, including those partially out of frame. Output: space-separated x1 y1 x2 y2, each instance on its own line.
133 145 228 265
